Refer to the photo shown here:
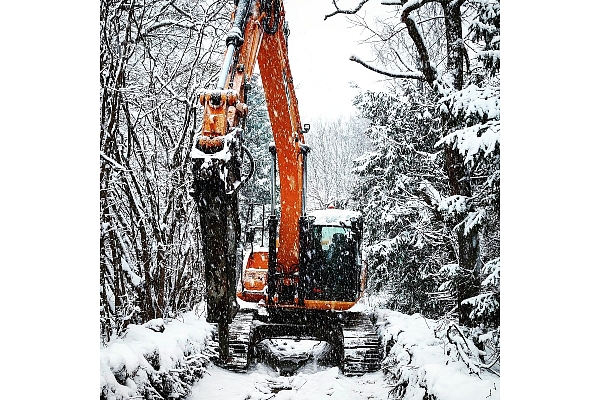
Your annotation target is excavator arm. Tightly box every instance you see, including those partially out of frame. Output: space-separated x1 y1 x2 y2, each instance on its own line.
190 0 308 360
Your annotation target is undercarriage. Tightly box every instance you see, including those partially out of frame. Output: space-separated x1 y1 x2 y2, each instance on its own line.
213 307 381 376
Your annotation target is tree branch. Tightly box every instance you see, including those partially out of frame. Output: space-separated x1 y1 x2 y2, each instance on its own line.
349 54 425 80
449 0 468 8
324 0 371 20
400 3 438 86
393 49 414 72
447 323 481 377
169 0 195 21
140 19 197 38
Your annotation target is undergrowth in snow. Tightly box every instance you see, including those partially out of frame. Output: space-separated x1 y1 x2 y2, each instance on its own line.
100 309 216 400
100 305 500 400
376 309 500 400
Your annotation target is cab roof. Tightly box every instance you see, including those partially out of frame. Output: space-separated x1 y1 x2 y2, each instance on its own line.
307 209 362 227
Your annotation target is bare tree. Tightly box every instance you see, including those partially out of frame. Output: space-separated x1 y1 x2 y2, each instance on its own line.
304 116 369 210
100 0 232 342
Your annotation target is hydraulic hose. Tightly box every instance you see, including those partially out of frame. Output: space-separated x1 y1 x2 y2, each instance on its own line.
261 0 280 35
239 145 255 188
216 0 252 89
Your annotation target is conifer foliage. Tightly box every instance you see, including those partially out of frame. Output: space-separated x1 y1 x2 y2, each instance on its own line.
329 0 500 330
352 85 453 316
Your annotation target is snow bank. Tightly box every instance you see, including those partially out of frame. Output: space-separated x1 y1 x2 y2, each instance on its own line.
376 310 500 400
102 305 499 399
100 310 216 400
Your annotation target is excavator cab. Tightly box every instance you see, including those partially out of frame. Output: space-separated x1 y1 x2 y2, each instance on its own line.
237 207 366 309
302 209 365 304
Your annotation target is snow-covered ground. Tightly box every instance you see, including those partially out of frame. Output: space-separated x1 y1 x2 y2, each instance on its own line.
100 302 499 400
375 310 499 400
190 363 389 400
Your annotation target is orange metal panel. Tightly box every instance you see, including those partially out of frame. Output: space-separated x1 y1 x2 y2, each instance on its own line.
256 2 305 275
246 250 269 269
237 291 266 303
303 300 358 311
241 251 269 292
232 4 263 101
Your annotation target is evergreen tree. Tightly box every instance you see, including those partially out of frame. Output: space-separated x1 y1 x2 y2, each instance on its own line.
327 0 500 328
352 84 454 316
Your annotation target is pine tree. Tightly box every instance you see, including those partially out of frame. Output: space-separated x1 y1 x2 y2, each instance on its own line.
352 84 454 316
327 0 500 327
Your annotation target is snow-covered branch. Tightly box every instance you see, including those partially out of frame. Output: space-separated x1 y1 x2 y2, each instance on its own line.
100 151 130 171
379 0 436 17
436 85 500 164
447 322 486 376
324 0 372 20
169 1 195 21
349 54 425 80
377 311 500 399
401 6 438 86
154 75 190 105
140 19 197 37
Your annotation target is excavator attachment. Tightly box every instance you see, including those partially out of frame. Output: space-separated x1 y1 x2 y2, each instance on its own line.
189 0 254 360
189 126 242 359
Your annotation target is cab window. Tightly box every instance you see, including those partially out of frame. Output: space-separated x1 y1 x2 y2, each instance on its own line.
316 226 346 251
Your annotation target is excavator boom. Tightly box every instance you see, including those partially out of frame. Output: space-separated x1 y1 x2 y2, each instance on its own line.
192 0 308 317
190 0 308 360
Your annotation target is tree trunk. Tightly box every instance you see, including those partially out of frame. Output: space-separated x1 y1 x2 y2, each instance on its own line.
156 247 165 319
442 1 481 326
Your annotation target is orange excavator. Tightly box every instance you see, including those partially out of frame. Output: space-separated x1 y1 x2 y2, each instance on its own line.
189 0 380 375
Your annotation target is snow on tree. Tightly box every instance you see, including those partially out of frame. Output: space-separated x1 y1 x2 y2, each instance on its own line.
376 309 499 399
100 0 232 343
326 0 500 329
351 84 454 317
304 116 369 211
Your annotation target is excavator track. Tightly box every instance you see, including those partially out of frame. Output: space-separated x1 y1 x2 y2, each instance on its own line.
211 310 382 375
218 309 255 372
341 312 381 376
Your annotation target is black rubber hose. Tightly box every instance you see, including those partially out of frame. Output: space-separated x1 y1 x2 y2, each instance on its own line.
239 145 255 188
261 0 280 35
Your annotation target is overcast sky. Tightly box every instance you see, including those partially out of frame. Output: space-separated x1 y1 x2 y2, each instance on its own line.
282 0 389 122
